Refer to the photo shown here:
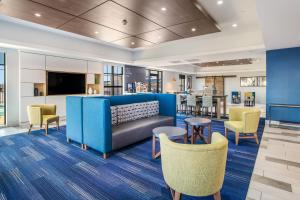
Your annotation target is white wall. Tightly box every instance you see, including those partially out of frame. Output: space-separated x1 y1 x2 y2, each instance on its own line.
0 16 132 64
4 48 20 126
19 51 105 124
224 71 266 104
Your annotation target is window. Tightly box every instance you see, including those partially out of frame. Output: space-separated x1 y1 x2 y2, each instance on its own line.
0 52 5 125
240 76 266 87
179 74 186 92
146 69 163 93
104 65 123 95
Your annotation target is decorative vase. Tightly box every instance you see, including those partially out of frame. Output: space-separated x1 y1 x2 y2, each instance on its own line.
88 87 93 95
93 89 97 94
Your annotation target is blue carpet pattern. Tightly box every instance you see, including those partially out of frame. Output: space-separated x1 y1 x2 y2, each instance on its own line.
0 116 265 200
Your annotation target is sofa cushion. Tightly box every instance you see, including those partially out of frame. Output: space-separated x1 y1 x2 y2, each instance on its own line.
134 102 148 120
117 104 136 124
111 106 118 125
112 115 174 150
147 101 159 117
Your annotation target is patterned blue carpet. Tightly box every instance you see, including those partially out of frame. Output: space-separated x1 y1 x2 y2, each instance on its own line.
0 116 265 200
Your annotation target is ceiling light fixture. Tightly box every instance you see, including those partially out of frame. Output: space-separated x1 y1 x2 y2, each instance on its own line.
95 31 99 34
191 28 196 32
131 42 135 45
34 13 41 17
161 7 167 11
217 0 223 5
232 23 238 28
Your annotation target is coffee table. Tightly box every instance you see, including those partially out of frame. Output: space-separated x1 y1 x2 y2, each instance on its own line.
152 126 187 159
184 117 212 144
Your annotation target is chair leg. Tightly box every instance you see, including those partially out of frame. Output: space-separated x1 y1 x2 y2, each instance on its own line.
28 124 33 134
56 120 59 130
67 138 70 143
213 191 221 200
224 128 228 138
174 191 181 200
45 124 48 136
254 132 259 144
103 153 109 159
235 132 239 145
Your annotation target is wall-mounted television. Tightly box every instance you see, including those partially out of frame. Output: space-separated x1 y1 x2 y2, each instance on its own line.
47 71 86 95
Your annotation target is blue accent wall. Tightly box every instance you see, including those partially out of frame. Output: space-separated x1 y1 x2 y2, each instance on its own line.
267 47 300 122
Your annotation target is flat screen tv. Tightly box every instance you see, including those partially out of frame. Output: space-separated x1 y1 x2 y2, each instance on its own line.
47 71 86 95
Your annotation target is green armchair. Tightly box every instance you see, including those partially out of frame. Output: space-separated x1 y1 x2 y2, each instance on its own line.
159 132 228 200
224 107 261 145
27 104 59 135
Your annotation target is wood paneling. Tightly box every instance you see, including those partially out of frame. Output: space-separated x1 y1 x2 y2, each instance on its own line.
31 0 107 16
167 19 220 38
113 0 208 27
205 76 224 96
81 1 161 35
113 36 153 48
59 18 129 42
0 0 220 48
136 28 182 44
196 59 254 67
0 0 73 28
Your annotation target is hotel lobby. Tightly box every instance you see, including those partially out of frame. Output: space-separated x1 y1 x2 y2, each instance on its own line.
0 0 299 200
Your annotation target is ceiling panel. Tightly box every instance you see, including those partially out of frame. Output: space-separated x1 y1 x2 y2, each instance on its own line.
31 0 107 16
113 0 207 27
0 0 73 28
136 28 182 44
167 19 220 38
81 1 161 35
59 18 129 42
196 59 253 67
113 37 153 48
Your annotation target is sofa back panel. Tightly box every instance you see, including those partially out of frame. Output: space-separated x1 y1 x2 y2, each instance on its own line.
83 98 112 153
156 94 177 125
104 94 157 106
66 96 83 143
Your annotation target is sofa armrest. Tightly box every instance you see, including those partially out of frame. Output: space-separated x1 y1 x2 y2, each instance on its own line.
156 94 176 126
66 96 83 144
83 98 112 153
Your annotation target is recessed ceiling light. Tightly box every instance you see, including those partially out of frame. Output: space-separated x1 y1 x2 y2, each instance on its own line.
34 13 41 17
131 42 135 45
232 23 238 28
157 35 162 39
161 7 167 11
191 28 196 32
94 31 99 34
217 0 223 5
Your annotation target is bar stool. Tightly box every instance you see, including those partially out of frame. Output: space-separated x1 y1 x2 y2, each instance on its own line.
186 94 198 116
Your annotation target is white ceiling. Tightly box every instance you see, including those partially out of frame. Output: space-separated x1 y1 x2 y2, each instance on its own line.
256 0 300 50
133 0 265 69
197 0 261 32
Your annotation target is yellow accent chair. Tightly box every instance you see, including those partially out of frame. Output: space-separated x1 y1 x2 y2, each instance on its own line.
159 132 228 200
27 104 59 135
224 107 261 145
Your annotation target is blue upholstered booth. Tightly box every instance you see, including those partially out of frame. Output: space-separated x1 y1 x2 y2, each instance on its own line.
66 94 176 157
66 96 84 144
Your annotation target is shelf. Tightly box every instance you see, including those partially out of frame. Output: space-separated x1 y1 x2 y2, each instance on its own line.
34 83 45 96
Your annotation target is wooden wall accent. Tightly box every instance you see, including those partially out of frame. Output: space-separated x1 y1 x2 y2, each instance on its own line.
205 76 224 96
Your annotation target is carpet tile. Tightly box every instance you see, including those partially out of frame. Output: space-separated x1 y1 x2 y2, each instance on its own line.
0 116 265 200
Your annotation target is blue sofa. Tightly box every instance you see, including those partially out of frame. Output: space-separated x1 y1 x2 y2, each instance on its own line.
66 94 176 158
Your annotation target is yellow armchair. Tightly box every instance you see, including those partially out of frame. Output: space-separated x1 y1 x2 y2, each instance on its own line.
27 104 59 135
224 107 261 145
159 132 228 200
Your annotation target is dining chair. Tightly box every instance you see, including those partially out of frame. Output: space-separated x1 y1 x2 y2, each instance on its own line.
186 94 197 115
202 96 214 117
